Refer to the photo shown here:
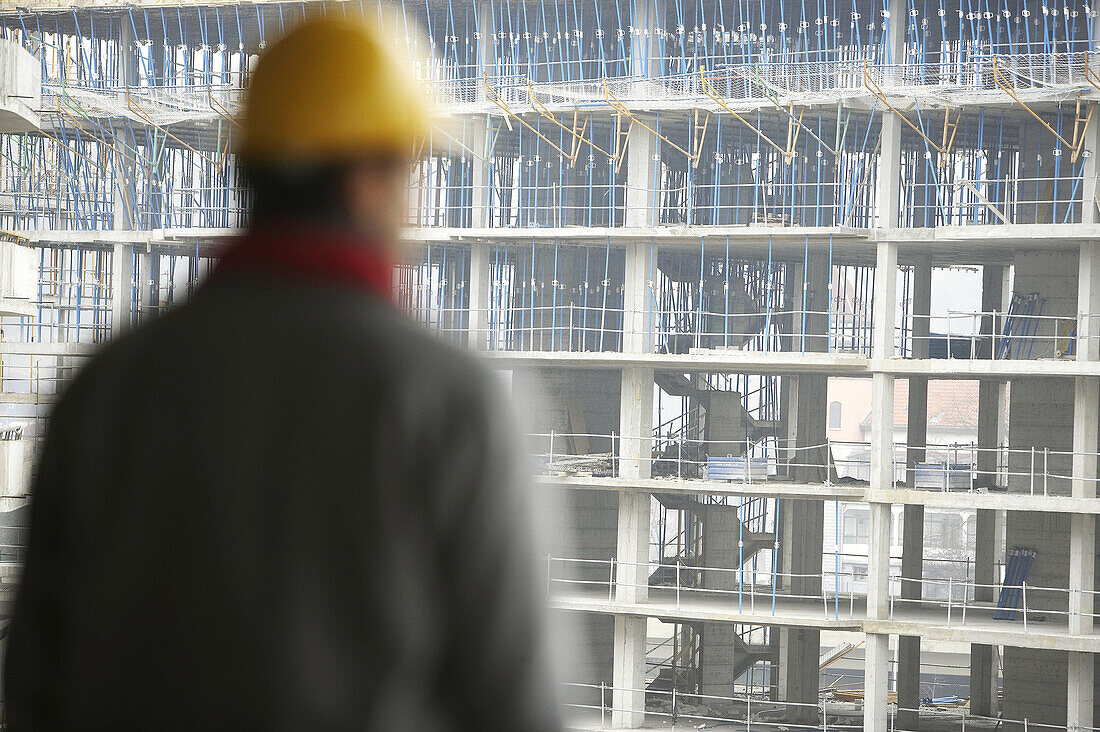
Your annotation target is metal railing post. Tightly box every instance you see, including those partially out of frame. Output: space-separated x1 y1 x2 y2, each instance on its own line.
1044 447 1049 496
612 431 618 477
601 682 606 727
1030 446 1035 494
1022 581 1028 629
746 435 752 484
608 558 616 602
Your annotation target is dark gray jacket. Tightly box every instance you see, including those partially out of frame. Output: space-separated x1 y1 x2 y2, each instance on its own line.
4 270 560 730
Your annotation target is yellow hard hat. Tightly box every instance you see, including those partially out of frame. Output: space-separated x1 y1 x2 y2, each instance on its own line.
238 15 427 164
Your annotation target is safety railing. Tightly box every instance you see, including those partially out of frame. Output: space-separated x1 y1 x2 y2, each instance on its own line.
561 680 855 730
889 706 1100 732
548 556 855 621
0 350 89 395
420 51 1100 113
562 679 1100 732
901 311 1099 361
413 305 874 355
548 555 1100 633
41 82 246 127
531 432 1100 497
400 290 1099 363
890 575 1100 633
903 175 1088 228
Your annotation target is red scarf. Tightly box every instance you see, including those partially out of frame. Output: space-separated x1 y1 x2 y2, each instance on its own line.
215 225 394 298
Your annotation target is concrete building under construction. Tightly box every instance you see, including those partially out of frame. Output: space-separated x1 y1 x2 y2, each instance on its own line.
0 0 1099 729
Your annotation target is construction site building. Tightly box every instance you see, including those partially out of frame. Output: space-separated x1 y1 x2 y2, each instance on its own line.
1 0 1099 729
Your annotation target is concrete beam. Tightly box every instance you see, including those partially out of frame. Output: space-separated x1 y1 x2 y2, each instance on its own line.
540 476 1100 515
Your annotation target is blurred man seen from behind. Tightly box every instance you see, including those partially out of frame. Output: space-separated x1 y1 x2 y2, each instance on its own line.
4 15 562 731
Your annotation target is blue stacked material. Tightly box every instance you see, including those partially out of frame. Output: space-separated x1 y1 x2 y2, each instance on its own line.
706 456 767 482
993 546 1037 621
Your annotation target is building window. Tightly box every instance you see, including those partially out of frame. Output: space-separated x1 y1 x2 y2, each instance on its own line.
843 509 870 544
828 401 842 430
925 512 966 551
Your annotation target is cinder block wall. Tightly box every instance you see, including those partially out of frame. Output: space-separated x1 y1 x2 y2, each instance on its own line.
512 368 620 702
1002 649 1100 728
1001 250 1099 725
553 611 615 708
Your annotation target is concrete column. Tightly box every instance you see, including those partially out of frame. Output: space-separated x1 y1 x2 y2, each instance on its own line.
472 5 496 227
623 0 663 228
1068 242 1100 732
475 1 497 87
877 120 903 229
468 116 491 229
622 241 654 354
112 22 138 231
612 615 647 727
1068 651 1095 732
775 251 828 724
865 633 892 732
613 365 653 728
898 255 930 728
625 120 656 228
1081 100 1100 225
628 0 664 80
1078 242 1100 363
876 0 905 227
866 239 899 732
468 242 489 349
110 243 134 335
133 250 158 325
972 264 1005 717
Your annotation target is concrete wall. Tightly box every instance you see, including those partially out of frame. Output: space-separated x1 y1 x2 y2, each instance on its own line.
1002 649 1100 729
0 437 26 498
547 489 618 582
1007 378 1075 497
512 367 621 455
0 241 38 317
512 368 620 702
1002 250 1100 725
1009 252 1078 360
0 39 40 134
554 611 615 707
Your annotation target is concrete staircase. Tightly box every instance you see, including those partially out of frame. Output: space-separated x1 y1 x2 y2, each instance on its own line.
658 264 766 353
649 497 774 588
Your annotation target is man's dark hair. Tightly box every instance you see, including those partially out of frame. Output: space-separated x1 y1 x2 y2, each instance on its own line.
244 163 356 227
244 155 409 227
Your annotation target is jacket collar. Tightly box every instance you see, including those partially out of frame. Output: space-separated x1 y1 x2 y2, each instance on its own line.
215 224 394 297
